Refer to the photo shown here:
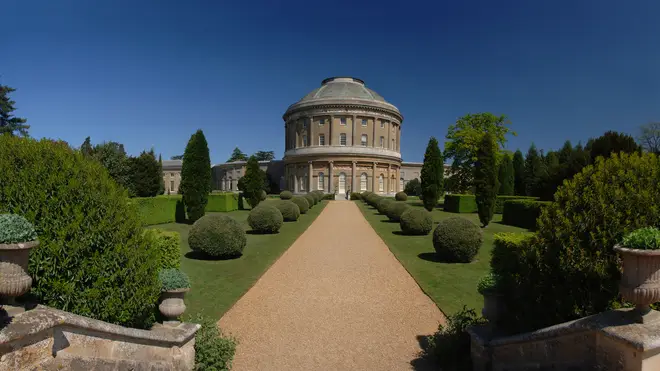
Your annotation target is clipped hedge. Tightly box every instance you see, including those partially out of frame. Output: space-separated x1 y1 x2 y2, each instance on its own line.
395 191 408 201
274 200 300 222
501 200 551 230
291 196 310 214
377 199 395 215
134 196 180 225
399 208 433 235
494 196 538 214
189 214 247 257
248 204 283 233
280 191 293 200
361 191 372 201
350 192 361 200
443 194 477 213
207 193 239 212
304 194 316 208
433 217 483 263
385 201 410 222
366 193 382 207
144 229 181 270
322 193 335 200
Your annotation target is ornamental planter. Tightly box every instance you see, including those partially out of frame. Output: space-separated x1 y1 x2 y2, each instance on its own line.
159 288 189 325
481 292 504 324
0 241 38 305
614 245 660 323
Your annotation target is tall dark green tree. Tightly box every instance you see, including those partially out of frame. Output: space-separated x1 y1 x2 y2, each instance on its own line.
180 130 212 222
158 154 165 195
0 85 29 136
420 137 444 211
239 156 266 208
558 140 573 164
523 144 545 196
589 130 641 162
227 147 248 162
92 141 132 193
253 150 275 161
474 133 499 227
404 178 422 196
128 149 161 197
80 136 93 157
497 153 514 195
512 150 525 196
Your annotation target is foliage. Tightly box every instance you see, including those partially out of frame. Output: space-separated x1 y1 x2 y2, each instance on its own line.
501 199 551 230
0 214 37 243
280 190 293 200
523 144 546 196
188 214 247 258
474 133 499 227
240 156 266 208
399 208 433 235
432 216 483 263
622 227 660 250
83 140 133 194
247 204 283 234
143 229 180 270
589 130 641 162
376 198 394 215
443 194 477 213
350 192 361 200
127 149 162 197
158 268 191 291
206 193 239 212
494 196 538 214
321 193 334 200
444 113 515 193
273 200 300 222
227 147 248 162
512 150 525 196
403 178 422 196
420 137 444 211
638 122 660 154
476 272 500 295
385 201 410 222
0 135 160 328
175 199 186 223
190 313 237 371
420 306 485 370
366 193 382 207
170 154 184 160
181 130 212 222
0 85 29 136
304 193 316 208
291 196 310 214
253 150 275 161
158 154 165 195
535 141 592 201
497 153 514 195
260 190 267 201
395 191 408 201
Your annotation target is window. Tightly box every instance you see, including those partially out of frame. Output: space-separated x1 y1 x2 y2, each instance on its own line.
170 180 174 191
391 139 395 149
170 173 174 177
361 134 368 146
318 118 324 126
390 176 395 192
361 119 367 127
381 121 385 128
229 177 233 191
319 134 325 146
302 134 308 147
360 173 367 191
340 118 347 126
340 133 347 146
400 178 404 191
318 172 325 190
300 176 306 191
380 136 384 148
378 175 384 192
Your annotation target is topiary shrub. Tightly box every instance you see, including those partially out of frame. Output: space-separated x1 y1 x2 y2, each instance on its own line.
175 199 186 223
350 192 361 200
190 313 237 370
0 214 37 243
291 196 310 214
247 204 283 233
377 199 394 215
280 191 293 200
501 200 551 230
395 191 408 201
144 229 181 270
366 193 381 207
188 214 247 258
399 208 433 235
432 217 483 263
385 201 410 222
361 191 372 201
310 191 321 204
260 190 267 201
158 268 191 291
0 135 160 329
304 194 316 208
274 200 300 222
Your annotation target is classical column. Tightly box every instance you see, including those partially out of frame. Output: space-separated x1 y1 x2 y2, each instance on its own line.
398 125 401 152
387 121 391 150
352 115 357 147
329 115 334 146
328 161 334 193
308 161 313 191
294 172 299 193
352 161 357 193
307 116 314 147
372 162 377 192
372 117 377 147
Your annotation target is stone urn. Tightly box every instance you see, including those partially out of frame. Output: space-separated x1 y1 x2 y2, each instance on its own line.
159 288 189 325
0 240 38 306
481 292 504 324
614 245 660 323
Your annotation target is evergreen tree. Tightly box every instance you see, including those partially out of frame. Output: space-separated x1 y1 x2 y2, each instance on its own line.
180 130 212 222
524 144 544 196
240 156 266 208
158 154 165 195
512 150 525 195
227 147 248 162
253 150 275 161
589 130 641 162
558 140 573 164
128 150 161 197
404 178 422 196
497 153 514 195
420 137 444 211
0 85 29 136
80 137 93 157
92 141 132 193
170 154 183 160
474 133 499 227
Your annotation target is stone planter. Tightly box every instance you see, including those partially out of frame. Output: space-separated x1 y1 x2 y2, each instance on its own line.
0 241 38 305
481 292 503 324
614 245 660 323
159 288 189 325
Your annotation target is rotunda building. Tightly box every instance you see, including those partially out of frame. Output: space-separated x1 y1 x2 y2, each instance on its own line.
283 77 403 195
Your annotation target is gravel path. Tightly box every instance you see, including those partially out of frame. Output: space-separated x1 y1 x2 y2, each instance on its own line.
218 201 445 371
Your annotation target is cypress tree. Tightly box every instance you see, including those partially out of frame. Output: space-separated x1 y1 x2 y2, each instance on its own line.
0 85 29 136
474 133 499 227
497 154 514 195
512 150 525 196
524 144 544 197
158 154 165 195
240 156 266 208
420 137 444 211
180 130 212 222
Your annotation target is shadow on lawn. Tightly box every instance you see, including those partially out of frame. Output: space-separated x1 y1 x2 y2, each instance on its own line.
246 230 280 235
184 251 242 261
380 219 398 223
409 334 438 371
417 252 446 263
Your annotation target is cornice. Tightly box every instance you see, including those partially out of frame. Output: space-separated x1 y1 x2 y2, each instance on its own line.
283 102 403 124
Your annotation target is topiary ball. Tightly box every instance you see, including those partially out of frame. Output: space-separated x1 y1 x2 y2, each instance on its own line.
189 214 247 258
366 193 381 207
248 204 283 233
312 191 322 203
385 201 410 222
399 208 433 235
274 200 300 222
291 196 310 214
432 217 483 263
280 191 293 200
395 191 408 201
260 190 267 201
304 194 316 208
377 199 394 215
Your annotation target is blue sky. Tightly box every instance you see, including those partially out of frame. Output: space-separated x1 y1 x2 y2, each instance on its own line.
3 0 659 163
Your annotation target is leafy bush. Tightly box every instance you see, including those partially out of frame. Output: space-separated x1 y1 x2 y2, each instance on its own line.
476 272 500 295
385 201 410 222
248 204 283 233
144 229 180 270
494 196 538 214
361 191 372 201
376 198 394 215
432 217 483 263
188 215 247 258
501 199 551 230
395 191 408 201
291 196 310 214
350 192 361 200
366 193 382 207
180 130 212 222
421 137 444 211
190 313 237 371
622 227 660 250
274 200 300 222
443 194 477 213
280 191 293 200
399 208 433 235
322 193 334 200
310 191 322 204
260 190 267 201
474 132 499 227
0 135 160 328
0 214 37 243
207 193 238 212
404 178 422 196
134 196 180 225
158 268 191 291
304 193 316 208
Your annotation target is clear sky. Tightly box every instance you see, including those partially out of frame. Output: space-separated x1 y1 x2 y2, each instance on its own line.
4 0 659 163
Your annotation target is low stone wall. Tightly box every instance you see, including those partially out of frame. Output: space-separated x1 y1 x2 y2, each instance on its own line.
0 305 199 371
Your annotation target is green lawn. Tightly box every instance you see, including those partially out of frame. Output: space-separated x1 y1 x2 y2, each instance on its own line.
151 199 327 320
355 199 527 316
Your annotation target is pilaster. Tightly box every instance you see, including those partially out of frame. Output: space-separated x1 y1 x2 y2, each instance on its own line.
352 115 357 148
308 161 313 191
329 161 334 194
329 115 334 146
372 162 377 192
372 117 377 147
352 161 357 194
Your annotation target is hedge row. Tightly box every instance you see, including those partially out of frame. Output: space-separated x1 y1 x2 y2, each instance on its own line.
494 196 538 214
501 200 551 230
443 194 539 214
136 193 239 226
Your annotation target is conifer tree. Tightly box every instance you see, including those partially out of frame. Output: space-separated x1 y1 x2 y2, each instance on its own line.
497 153 514 195
240 156 266 208
180 130 211 222
524 144 544 196
420 137 444 211
512 149 525 195
128 149 161 197
0 85 29 136
474 133 499 227
158 154 165 195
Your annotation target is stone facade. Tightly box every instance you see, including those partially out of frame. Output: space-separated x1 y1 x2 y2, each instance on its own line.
162 160 182 194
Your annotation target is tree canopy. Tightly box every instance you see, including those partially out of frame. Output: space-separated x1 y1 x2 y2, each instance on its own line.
638 122 660 154
253 150 275 161
589 130 641 162
474 133 499 227
227 147 249 162
512 150 525 196
0 85 29 136
181 130 212 222
420 137 444 211
497 153 514 195
239 156 266 208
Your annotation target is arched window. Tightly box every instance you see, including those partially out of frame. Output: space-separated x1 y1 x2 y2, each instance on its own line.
340 133 347 146
338 173 346 193
361 134 368 146
360 173 368 191
318 172 325 190
378 174 384 192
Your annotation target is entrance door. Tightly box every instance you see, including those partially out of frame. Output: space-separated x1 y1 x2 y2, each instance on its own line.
338 173 346 193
